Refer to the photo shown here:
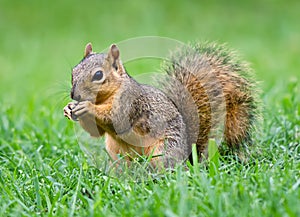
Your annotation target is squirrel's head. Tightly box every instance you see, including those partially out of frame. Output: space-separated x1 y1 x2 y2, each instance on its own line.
70 43 127 103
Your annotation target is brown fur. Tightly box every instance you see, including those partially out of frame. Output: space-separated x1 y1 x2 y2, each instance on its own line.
163 43 257 158
64 42 258 168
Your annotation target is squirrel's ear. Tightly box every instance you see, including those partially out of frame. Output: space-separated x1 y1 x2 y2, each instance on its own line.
109 44 120 60
108 44 125 75
84 43 93 58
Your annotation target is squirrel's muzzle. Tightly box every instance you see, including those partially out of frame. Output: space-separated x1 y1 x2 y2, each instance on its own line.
71 85 81 101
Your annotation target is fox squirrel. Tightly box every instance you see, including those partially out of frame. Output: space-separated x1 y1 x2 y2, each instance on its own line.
64 42 258 168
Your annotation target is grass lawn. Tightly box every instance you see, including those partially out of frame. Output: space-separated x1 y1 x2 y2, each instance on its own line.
0 0 299 216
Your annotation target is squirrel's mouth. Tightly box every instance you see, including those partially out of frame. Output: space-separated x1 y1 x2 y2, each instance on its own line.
71 91 97 103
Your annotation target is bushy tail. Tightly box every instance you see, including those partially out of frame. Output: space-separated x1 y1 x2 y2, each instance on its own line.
161 42 259 157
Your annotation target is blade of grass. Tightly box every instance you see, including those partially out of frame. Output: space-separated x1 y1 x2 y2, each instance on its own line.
69 166 82 217
208 139 220 178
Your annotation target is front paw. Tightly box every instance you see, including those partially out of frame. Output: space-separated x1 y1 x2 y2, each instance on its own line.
64 102 77 121
72 101 95 119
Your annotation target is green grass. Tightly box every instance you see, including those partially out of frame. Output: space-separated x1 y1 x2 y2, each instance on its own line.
0 0 300 216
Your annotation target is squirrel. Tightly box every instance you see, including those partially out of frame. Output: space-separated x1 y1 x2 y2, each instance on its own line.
64 42 258 169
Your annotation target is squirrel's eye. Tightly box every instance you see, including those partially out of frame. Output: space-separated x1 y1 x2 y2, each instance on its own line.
92 70 104 82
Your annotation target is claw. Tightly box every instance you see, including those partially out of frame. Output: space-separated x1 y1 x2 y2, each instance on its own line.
70 111 79 121
68 102 77 110
64 102 78 121
64 101 92 121
72 101 93 119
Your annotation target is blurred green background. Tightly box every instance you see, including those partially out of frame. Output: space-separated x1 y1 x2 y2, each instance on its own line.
0 2 299 215
0 0 299 106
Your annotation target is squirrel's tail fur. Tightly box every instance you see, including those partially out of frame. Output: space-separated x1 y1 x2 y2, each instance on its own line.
160 42 258 157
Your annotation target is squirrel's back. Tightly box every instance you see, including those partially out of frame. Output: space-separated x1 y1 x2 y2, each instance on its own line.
161 42 258 157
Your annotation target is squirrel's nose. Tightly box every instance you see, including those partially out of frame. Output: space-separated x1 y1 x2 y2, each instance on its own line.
72 93 81 101
71 88 81 101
